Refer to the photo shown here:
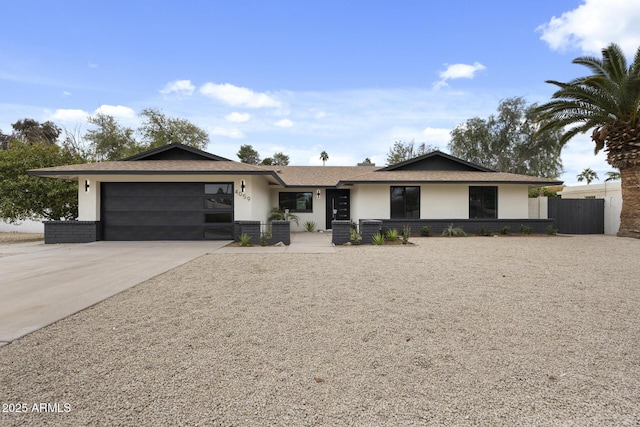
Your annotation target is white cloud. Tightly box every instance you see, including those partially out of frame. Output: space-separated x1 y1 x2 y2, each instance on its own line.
93 105 136 119
160 79 195 96
88 62 98 69
537 0 640 56
48 109 89 123
225 112 250 123
210 127 245 139
434 62 486 89
200 82 281 108
63 91 72 97
274 118 293 128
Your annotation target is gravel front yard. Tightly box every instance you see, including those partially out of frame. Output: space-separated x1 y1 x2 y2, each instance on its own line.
1 235 639 426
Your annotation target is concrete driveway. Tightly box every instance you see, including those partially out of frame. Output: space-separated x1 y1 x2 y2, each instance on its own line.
0 240 228 346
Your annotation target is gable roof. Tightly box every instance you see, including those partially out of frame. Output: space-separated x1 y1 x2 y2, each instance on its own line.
382 150 494 172
28 144 562 187
123 143 231 161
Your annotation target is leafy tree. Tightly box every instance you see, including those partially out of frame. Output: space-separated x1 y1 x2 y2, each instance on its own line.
271 152 290 166
0 142 84 222
320 150 329 166
85 113 141 161
534 43 640 238
261 152 289 166
0 130 10 150
237 144 261 164
449 97 563 178
605 171 621 181
386 140 437 165
139 108 209 150
362 157 373 164
10 119 61 145
577 168 599 184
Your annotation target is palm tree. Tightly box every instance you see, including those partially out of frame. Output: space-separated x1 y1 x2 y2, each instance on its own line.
605 171 621 181
320 150 329 166
534 43 640 238
577 168 599 185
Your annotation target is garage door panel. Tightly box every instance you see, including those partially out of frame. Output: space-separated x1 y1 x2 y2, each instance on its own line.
102 211 206 226
101 182 234 240
103 226 205 241
103 182 204 197
102 196 203 211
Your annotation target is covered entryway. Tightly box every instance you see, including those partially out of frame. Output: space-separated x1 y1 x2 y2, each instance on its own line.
101 182 234 240
325 189 350 229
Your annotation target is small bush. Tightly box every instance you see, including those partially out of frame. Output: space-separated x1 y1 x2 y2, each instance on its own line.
260 229 271 246
304 221 316 232
239 233 252 247
477 226 492 236
385 228 399 242
520 224 532 235
500 226 511 235
349 227 362 245
402 225 411 245
442 223 467 237
546 225 558 235
420 226 431 237
371 232 385 245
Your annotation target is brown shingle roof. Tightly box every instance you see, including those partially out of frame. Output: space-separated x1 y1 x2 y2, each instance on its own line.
337 170 562 186
29 160 562 187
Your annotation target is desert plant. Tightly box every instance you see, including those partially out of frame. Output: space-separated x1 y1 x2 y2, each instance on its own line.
500 226 511 235
442 223 466 237
371 232 385 245
520 224 532 235
260 229 272 246
349 226 362 245
477 226 492 236
239 233 252 247
304 221 316 232
402 225 411 245
420 226 431 236
385 228 399 242
268 207 300 226
546 225 558 235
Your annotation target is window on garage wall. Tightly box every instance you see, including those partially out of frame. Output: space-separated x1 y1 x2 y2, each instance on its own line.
279 192 313 212
390 186 420 218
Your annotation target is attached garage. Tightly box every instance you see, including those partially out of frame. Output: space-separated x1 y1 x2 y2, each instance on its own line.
101 182 234 240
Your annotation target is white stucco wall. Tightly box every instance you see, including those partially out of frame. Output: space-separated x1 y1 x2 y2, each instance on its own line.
269 187 325 231
76 174 273 222
350 183 531 222
559 182 621 199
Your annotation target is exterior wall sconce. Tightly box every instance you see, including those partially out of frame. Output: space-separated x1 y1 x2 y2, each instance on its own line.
317 189 321 199
84 180 90 192
241 180 246 192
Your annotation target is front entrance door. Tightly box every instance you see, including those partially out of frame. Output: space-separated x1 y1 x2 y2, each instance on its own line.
325 189 350 229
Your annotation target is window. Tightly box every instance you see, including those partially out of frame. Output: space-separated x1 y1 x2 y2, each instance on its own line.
279 192 313 212
469 186 497 218
390 186 420 219
205 183 233 195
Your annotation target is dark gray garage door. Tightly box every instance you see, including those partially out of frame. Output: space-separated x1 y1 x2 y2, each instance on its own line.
101 182 234 240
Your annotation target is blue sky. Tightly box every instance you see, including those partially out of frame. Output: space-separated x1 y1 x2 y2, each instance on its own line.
2 0 640 184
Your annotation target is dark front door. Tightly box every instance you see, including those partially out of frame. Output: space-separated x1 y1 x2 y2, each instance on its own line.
325 189 350 229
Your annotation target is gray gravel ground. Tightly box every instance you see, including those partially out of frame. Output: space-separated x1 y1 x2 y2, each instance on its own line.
1 235 639 426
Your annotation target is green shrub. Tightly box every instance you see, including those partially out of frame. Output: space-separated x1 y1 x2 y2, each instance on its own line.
402 225 411 245
239 233 252 247
500 226 511 235
349 226 362 245
371 232 385 245
385 228 399 242
520 224 532 235
477 226 492 236
442 223 467 237
268 207 300 226
260 229 271 246
546 225 558 235
420 226 431 236
304 221 316 232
